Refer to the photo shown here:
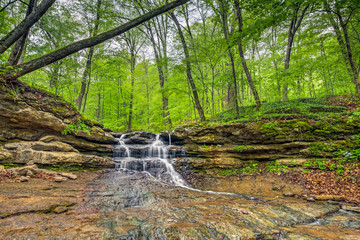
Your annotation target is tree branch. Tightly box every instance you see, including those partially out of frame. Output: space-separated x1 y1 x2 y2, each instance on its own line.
0 0 18 13
0 0 56 55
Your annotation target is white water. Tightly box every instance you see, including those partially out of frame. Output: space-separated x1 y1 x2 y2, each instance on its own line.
114 133 250 197
114 133 187 187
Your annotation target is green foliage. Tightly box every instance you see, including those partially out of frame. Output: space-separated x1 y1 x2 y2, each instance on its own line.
266 161 289 174
3 0 358 132
304 159 329 171
3 163 23 169
240 163 258 173
62 119 90 135
233 145 250 152
218 169 239 176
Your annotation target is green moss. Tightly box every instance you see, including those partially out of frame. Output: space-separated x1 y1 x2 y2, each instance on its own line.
38 164 100 172
7 89 16 98
259 122 281 135
3 163 23 169
218 169 239 176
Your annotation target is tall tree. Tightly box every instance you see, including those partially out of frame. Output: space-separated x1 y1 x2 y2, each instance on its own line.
324 0 360 95
282 1 310 101
76 0 102 112
170 11 206 122
234 0 261 110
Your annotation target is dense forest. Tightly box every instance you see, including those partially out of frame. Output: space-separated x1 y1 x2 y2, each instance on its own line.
0 0 359 132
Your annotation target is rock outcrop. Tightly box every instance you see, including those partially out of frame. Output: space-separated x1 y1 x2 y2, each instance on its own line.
172 119 360 171
0 79 116 167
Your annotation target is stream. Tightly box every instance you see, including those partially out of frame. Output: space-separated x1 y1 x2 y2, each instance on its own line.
84 132 360 239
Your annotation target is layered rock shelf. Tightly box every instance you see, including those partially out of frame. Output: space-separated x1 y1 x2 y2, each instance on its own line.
0 79 116 168
172 120 360 171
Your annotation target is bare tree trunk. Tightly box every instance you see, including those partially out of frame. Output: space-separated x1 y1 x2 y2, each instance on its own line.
337 10 360 95
1 0 190 80
219 0 239 117
282 3 309 101
170 12 205 122
146 23 171 127
127 50 136 132
8 0 37 65
234 1 261 110
76 0 101 111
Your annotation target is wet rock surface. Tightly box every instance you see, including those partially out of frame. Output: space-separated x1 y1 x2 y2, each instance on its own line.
1 170 358 239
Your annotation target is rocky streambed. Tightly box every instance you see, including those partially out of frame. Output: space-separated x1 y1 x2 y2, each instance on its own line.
0 168 359 240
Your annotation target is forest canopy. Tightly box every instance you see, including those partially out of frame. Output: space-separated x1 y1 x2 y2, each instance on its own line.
0 0 359 132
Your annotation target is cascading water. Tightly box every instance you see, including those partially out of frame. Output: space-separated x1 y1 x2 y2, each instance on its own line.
113 133 187 187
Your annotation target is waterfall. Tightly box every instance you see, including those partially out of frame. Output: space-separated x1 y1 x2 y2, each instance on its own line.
113 133 187 187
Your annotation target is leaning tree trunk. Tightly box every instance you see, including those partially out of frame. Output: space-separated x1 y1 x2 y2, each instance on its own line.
170 12 205 122
234 0 261 111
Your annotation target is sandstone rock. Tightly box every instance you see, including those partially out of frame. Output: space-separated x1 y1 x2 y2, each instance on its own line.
53 206 69 214
277 158 308 167
6 149 114 168
341 204 360 213
0 165 4 172
26 169 34 177
54 176 67 182
31 141 79 153
241 209 249 214
307 197 315 202
19 176 29 182
0 80 117 162
315 195 345 201
0 149 13 161
8 164 39 177
39 135 57 143
283 192 296 197
58 172 77 180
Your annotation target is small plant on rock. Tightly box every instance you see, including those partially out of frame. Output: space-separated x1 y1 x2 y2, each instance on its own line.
240 163 258 173
233 145 250 152
266 160 289 174
62 119 90 136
